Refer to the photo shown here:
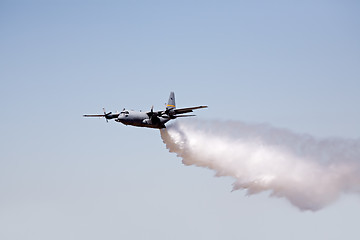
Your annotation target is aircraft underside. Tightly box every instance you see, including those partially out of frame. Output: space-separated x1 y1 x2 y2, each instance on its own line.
115 117 169 129
117 121 167 129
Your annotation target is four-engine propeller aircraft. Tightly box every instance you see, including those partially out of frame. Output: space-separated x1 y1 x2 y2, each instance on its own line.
83 92 207 129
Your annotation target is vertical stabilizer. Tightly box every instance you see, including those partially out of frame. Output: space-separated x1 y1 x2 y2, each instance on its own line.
166 92 176 110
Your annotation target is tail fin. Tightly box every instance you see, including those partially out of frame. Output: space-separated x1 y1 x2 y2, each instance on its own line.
166 92 176 110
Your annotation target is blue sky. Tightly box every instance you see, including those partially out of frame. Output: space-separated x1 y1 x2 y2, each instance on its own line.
1 1 360 239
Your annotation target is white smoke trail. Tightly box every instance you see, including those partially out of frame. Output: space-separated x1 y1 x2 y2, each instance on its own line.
160 119 360 211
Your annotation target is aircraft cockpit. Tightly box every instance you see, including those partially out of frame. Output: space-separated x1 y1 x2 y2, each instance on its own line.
120 110 130 117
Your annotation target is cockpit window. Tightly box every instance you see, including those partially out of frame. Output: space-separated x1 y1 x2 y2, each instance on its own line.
120 111 129 116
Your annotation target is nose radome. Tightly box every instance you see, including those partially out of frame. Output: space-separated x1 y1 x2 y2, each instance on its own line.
115 116 123 122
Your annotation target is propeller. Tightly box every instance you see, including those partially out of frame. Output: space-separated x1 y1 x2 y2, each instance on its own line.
102 108 112 123
147 105 160 124
83 108 115 123
161 109 176 119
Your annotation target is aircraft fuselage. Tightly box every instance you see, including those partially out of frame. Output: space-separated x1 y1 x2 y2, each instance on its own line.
115 110 169 129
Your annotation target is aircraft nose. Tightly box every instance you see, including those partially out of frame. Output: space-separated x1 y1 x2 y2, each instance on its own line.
115 116 124 123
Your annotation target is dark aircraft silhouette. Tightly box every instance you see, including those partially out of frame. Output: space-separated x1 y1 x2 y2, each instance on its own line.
83 92 207 129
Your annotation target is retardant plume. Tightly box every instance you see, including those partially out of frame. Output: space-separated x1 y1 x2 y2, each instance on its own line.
160 119 360 211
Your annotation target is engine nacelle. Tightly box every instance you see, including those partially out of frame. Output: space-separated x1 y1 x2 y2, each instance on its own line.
168 109 175 116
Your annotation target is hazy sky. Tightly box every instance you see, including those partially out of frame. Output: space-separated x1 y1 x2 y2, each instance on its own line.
1 1 360 239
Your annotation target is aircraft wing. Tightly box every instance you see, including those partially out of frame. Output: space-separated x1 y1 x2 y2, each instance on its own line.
83 114 107 117
173 106 208 114
149 106 207 118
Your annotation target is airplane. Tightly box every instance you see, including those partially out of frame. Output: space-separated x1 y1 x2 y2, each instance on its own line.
83 92 207 129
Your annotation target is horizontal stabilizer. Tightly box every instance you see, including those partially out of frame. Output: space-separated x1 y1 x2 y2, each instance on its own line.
174 106 208 114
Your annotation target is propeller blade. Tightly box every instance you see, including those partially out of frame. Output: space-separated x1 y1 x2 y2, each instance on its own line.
103 108 110 123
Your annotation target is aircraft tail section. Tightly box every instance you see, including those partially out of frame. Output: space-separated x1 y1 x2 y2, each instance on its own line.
166 92 176 110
